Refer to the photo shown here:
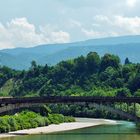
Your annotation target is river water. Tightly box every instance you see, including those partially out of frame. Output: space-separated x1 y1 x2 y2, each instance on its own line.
1 121 140 140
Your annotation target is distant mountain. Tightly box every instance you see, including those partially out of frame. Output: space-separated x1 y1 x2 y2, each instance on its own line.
0 35 140 69
38 43 140 65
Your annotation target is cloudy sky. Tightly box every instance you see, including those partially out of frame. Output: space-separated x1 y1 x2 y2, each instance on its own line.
0 0 140 49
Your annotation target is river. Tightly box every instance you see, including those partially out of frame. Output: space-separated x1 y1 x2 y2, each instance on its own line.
1 121 140 140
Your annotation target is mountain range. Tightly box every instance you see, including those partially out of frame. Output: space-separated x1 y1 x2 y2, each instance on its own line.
0 35 140 70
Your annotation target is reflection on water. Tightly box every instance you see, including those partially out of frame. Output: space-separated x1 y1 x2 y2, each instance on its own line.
1 121 140 140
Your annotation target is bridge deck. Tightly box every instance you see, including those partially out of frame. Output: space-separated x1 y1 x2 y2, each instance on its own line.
0 96 140 104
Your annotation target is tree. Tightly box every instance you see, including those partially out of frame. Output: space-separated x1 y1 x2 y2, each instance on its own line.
86 52 100 73
116 88 131 97
42 64 49 74
58 60 74 71
28 61 41 77
74 56 86 75
129 73 140 92
100 54 120 71
100 66 123 88
31 61 37 69
39 83 56 96
125 57 131 65
134 89 140 97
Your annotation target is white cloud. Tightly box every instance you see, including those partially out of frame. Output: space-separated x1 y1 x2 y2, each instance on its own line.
82 15 140 39
126 0 137 7
39 25 70 43
1 15 140 48
81 28 105 38
114 16 140 33
7 18 46 48
0 18 70 49
50 31 70 43
81 28 118 38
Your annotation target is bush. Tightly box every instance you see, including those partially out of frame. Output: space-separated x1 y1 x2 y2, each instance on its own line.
7 117 18 131
34 117 46 127
48 114 66 124
0 110 75 133
64 116 76 122
44 117 50 125
0 118 10 133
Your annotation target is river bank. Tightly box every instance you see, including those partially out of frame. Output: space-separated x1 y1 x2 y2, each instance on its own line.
0 118 118 139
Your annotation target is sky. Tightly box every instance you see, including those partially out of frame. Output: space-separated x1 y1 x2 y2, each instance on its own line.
0 0 140 49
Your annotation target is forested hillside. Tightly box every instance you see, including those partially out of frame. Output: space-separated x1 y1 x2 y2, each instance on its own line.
0 52 140 97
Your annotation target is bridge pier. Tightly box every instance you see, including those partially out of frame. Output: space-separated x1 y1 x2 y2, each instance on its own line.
133 103 136 116
127 103 129 113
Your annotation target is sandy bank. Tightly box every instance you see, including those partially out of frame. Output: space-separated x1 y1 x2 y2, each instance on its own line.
0 118 118 139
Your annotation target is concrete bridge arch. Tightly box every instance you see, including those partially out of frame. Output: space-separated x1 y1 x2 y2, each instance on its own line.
0 96 140 122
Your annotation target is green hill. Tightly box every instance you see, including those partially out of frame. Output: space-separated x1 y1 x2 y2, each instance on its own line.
0 52 140 98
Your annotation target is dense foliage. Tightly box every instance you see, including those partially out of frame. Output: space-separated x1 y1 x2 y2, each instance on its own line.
0 52 140 97
0 110 75 133
0 52 140 122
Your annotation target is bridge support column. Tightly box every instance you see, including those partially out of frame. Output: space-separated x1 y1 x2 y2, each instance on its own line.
127 103 129 113
134 103 136 116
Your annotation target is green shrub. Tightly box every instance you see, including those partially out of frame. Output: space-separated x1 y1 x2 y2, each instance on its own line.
44 117 50 125
64 116 76 122
29 119 38 128
7 117 18 131
0 110 75 133
0 118 10 133
48 114 64 124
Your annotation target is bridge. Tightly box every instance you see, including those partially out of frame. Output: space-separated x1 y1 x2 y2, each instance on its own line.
0 96 140 122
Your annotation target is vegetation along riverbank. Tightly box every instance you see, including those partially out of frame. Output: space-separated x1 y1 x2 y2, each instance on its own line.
0 110 75 133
